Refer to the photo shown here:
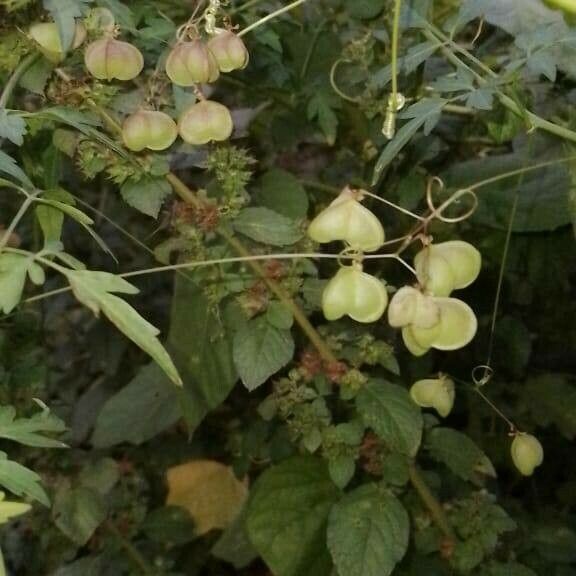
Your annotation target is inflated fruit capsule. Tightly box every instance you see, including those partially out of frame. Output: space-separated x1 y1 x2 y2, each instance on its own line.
122 110 178 152
410 375 455 417
165 41 220 86
207 30 249 72
308 188 385 253
409 297 477 352
511 433 543 476
84 38 144 81
29 21 86 63
178 100 233 145
414 240 481 297
388 286 439 329
322 264 388 323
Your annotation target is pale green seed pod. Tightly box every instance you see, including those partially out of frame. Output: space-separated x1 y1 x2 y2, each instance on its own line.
178 100 233 145
29 21 86 63
207 30 249 72
308 189 385 253
545 0 576 15
165 41 220 86
410 297 477 352
84 38 144 81
415 240 481 297
122 110 178 152
402 326 431 357
322 265 388 323
511 433 544 476
388 286 440 329
410 375 455 417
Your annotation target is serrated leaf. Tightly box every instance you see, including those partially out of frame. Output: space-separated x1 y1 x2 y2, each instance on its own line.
65 270 182 386
253 169 309 220
0 405 66 448
233 207 303 246
0 111 26 146
356 380 423 457
246 457 340 576
233 316 294 390
307 92 339 145
327 484 409 576
92 362 181 447
427 428 496 482
43 0 92 51
0 451 49 505
52 486 106 546
120 176 172 218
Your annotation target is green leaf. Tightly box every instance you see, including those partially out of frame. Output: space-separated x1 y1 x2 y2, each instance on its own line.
141 506 196 545
65 270 182 386
479 561 538 576
444 139 572 232
0 253 45 314
253 169 309 220
35 188 76 245
344 0 386 19
427 428 496 482
0 451 49 505
212 506 258 569
233 315 294 390
327 484 409 576
120 176 172 218
52 486 107 546
327 455 355 489
43 0 92 51
307 92 339 145
372 98 447 184
233 207 303 246
19 58 55 95
0 405 66 448
0 150 33 188
246 456 340 576
0 111 26 146
167 276 238 431
356 380 423 457
92 363 180 447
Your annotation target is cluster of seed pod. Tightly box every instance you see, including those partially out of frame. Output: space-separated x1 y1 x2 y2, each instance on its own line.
308 188 480 356
29 17 248 150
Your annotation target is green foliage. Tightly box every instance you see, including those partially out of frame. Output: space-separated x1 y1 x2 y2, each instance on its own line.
0 0 575 573
246 457 340 576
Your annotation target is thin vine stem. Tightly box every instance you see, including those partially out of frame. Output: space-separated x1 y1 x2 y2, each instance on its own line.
0 194 37 253
238 0 308 37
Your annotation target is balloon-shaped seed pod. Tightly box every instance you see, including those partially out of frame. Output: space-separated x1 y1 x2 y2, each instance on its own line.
410 375 455 417
402 327 431 357
322 265 388 323
415 240 481 297
178 100 233 145
308 189 385 253
84 38 144 81
206 30 249 72
511 433 544 476
409 297 477 352
165 40 220 86
29 21 86 62
122 110 178 152
388 286 440 329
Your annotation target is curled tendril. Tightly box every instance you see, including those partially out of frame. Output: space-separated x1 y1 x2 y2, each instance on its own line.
472 364 494 387
330 59 361 103
425 177 479 224
337 247 363 267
